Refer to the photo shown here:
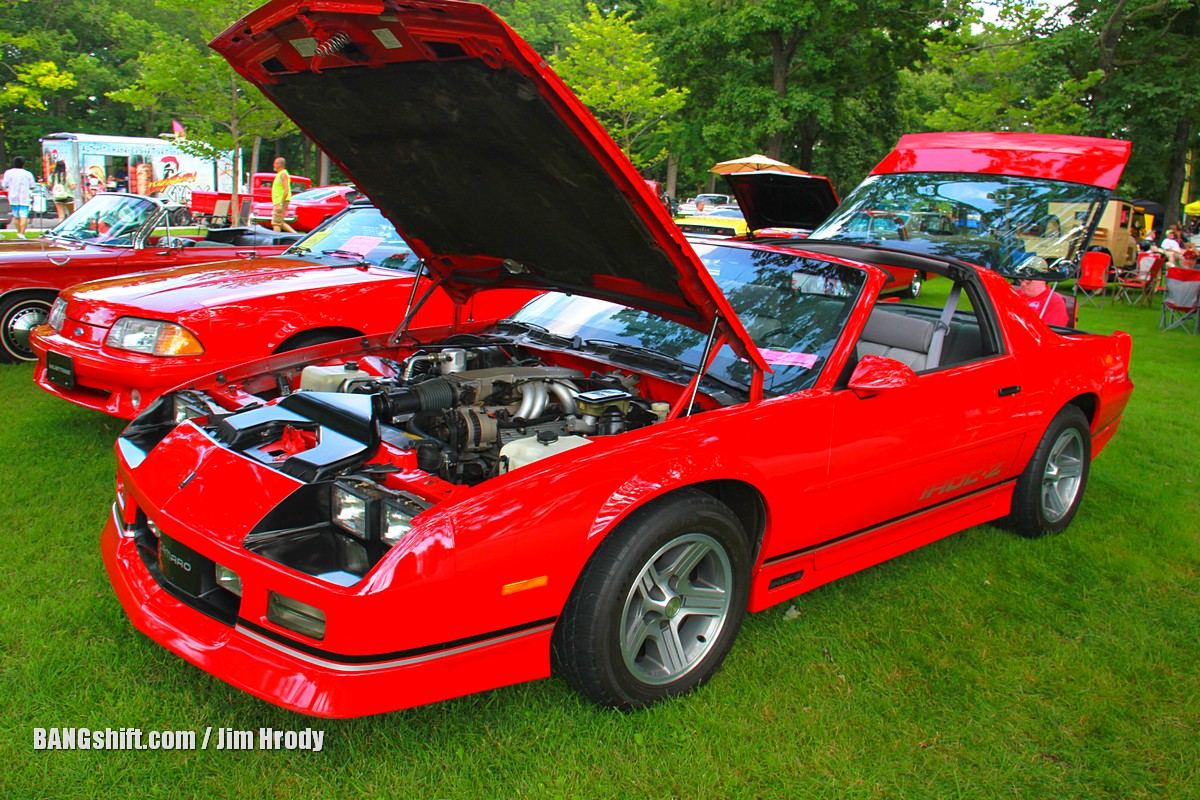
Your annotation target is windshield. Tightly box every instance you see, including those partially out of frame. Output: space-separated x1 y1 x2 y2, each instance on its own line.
807 173 1110 279
507 242 864 395
286 206 416 270
49 194 162 246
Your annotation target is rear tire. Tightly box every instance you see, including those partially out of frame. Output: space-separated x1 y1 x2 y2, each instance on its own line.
1009 405 1091 538
905 272 925 299
552 489 750 709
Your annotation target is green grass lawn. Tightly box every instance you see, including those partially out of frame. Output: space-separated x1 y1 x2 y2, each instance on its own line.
1 292 1197 799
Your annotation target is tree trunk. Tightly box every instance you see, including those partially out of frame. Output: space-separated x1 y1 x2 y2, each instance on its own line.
249 136 262 180
319 151 331 185
666 152 679 198
1165 116 1191 230
766 30 798 160
0 119 7 169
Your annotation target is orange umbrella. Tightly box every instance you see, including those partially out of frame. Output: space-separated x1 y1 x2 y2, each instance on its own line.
709 154 808 175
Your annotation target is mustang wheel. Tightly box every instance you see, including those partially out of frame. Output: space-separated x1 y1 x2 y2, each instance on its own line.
905 271 925 299
553 489 750 709
1010 405 1091 538
0 294 54 362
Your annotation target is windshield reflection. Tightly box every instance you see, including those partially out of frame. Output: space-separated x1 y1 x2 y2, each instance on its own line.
807 173 1110 279
510 244 865 395
286 207 416 271
50 193 163 247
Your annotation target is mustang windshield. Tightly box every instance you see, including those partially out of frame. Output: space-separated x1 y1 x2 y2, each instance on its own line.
508 243 864 395
49 194 162 247
287 206 415 270
807 173 1111 280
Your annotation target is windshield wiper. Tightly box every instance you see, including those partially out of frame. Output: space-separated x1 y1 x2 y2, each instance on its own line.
493 319 576 347
584 339 690 373
321 249 370 265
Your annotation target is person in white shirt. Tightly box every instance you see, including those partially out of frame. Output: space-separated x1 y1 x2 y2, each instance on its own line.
1159 229 1184 268
2 156 37 238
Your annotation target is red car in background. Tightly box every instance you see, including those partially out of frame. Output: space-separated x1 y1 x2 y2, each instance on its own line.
0 192 295 362
250 185 361 231
30 202 534 419
101 0 1133 719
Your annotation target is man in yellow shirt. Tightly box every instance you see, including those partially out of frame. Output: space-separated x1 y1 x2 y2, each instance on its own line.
271 157 296 233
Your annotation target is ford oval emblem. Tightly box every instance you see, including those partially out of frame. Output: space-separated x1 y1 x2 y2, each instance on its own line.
73 327 85 337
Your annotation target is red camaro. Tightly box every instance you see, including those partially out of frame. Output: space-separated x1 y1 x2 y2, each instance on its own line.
30 203 533 419
0 192 295 362
102 0 1134 718
249 184 361 231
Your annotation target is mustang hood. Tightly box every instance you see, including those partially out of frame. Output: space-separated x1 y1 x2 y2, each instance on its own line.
65 257 398 325
725 171 839 233
211 0 765 371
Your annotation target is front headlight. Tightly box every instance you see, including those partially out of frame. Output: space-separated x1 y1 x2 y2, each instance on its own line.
47 298 66 332
331 482 370 539
106 317 204 356
330 480 429 547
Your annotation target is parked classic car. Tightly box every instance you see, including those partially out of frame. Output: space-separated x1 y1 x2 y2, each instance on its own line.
0 192 296 362
102 0 1133 719
249 184 361 231
30 202 533 419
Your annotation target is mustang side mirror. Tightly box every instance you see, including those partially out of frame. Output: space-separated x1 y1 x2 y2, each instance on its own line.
846 355 918 399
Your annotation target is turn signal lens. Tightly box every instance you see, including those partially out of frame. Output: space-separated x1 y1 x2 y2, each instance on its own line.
106 317 205 356
48 298 66 332
267 593 326 640
215 564 243 597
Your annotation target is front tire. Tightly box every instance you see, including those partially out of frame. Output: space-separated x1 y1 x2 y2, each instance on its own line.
0 294 54 362
1010 405 1091 538
553 489 750 709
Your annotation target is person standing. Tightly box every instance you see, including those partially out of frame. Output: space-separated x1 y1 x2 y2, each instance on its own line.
49 160 77 221
2 156 38 238
270 157 296 233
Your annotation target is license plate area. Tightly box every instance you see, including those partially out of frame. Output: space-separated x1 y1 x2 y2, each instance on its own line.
45 350 75 389
158 534 211 597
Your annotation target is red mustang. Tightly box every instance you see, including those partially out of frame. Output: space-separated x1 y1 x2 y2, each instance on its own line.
102 0 1134 718
30 203 533 419
0 192 295 362
249 184 361 232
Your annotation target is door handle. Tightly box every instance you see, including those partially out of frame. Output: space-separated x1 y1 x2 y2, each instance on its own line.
998 385 1021 397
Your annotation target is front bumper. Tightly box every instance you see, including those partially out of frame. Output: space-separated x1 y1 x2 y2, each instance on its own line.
101 509 553 717
31 327 211 419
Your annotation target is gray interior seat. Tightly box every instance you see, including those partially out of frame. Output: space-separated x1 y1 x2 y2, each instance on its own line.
856 309 936 371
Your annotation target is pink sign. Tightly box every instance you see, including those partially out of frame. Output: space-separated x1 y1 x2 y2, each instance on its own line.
337 235 384 256
758 349 817 368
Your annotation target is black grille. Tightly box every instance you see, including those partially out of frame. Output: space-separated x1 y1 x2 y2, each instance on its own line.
135 518 241 626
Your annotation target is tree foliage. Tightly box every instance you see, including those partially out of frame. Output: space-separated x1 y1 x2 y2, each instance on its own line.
550 4 687 168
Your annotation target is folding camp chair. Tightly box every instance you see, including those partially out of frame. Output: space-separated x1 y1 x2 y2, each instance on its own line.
1159 267 1200 334
1115 252 1163 306
1074 251 1110 309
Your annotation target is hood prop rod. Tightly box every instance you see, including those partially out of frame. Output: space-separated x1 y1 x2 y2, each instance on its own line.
390 261 441 346
669 314 724 421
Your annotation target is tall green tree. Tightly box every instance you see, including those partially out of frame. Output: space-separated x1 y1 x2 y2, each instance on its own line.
484 0 588 56
551 3 688 169
109 0 295 221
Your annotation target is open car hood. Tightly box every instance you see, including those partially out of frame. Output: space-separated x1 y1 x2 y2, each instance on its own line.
211 0 765 371
808 132 1131 281
724 171 839 233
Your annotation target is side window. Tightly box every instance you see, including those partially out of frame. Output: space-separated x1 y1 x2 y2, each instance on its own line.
847 275 1000 381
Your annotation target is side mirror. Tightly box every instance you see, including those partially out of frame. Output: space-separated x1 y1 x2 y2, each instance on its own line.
847 355 918 399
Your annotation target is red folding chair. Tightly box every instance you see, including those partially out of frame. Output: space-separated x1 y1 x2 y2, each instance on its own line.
1115 252 1163 306
1074 251 1110 309
1159 267 1200 334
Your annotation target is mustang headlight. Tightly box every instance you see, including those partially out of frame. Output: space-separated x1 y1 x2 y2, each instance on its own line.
106 317 204 356
330 480 429 547
48 298 66 332
267 592 325 640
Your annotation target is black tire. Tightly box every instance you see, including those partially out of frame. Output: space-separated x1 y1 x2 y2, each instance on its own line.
0 294 54 362
552 489 750 709
275 329 357 353
905 271 925 299
1009 405 1091 538
169 206 194 227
